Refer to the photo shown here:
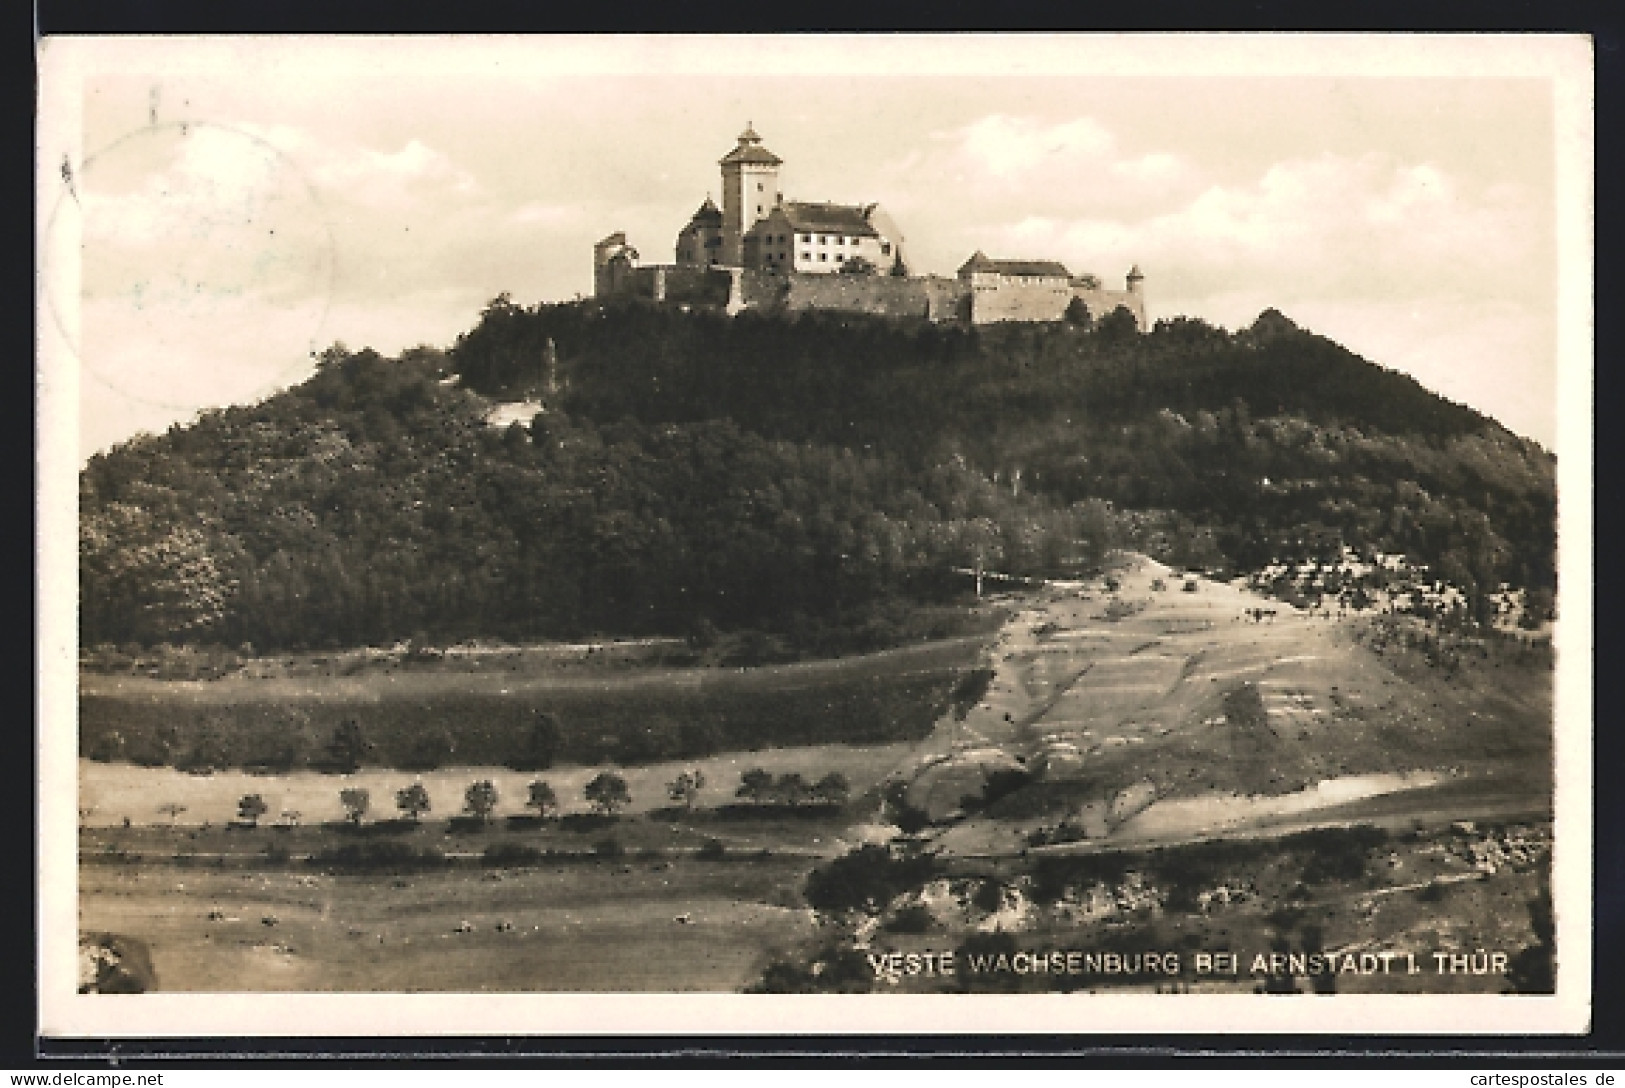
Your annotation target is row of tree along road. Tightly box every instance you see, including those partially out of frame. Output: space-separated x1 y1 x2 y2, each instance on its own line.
202 767 853 830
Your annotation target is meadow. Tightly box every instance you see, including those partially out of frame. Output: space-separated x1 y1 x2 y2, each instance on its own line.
80 635 985 773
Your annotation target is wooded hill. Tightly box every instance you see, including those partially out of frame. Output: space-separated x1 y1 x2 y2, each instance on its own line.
79 297 1555 653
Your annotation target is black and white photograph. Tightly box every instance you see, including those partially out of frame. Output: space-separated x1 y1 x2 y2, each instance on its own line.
36 34 1593 1036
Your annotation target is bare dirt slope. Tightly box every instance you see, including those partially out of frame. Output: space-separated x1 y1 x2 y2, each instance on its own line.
903 554 1551 849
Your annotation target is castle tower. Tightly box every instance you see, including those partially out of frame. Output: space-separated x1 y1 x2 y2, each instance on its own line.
1126 264 1145 294
593 232 637 297
675 196 725 267
718 124 782 266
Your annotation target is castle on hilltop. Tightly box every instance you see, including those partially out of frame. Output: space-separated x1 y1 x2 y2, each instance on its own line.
594 125 1146 329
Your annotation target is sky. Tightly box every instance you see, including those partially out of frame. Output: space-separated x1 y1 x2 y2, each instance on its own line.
40 35 1590 460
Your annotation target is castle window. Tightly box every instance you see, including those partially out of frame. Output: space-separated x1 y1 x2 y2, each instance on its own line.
757 183 763 191
881 242 891 256
801 252 809 262
818 253 827 261
819 235 828 245
800 234 811 243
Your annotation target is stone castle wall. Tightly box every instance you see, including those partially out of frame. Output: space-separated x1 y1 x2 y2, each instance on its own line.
741 271 968 322
612 265 734 309
600 257 1147 331
967 276 1074 324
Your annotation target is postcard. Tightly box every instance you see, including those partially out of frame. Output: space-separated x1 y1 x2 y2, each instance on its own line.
37 33 1594 1037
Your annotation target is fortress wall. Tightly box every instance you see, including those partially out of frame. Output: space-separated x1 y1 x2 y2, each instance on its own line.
614 266 733 308
658 266 733 308
739 269 789 309
1073 287 1147 330
969 277 1074 324
778 272 967 322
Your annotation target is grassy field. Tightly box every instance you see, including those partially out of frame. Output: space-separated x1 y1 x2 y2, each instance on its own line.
80 850 823 991
75 557 1558 995
80 635 986 772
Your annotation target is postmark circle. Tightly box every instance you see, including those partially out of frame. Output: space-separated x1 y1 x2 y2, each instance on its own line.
44 120 338 416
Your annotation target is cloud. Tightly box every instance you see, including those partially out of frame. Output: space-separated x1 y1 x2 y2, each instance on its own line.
952 114 1117 178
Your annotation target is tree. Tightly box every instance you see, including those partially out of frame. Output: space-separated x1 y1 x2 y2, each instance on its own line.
1063 297 1093 329
396 782 431 823
1095 305 1140 344
339 787 370 826
811 772 851 805
584 771 631 815
237 794 269 827
736 768 775 804
526 779 558 818
667 770 706 810
79 502 235 645
773 772 810 806
464 779 499 822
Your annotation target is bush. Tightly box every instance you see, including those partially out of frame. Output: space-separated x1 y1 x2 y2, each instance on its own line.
1287 825 1387 884
309 842 446 872
803 845 938 914
483 842 544 867
883 903 934 934
560 812 617 833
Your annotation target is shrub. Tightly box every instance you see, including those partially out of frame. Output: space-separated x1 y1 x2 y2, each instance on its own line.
560 812 617 833
236 794 269 827
483 842 544 867
883 903 934 934
309 842 446 872
803 845 938 914
1288 825 1388 884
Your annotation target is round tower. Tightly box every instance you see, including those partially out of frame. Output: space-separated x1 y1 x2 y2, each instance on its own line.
718 124 782 267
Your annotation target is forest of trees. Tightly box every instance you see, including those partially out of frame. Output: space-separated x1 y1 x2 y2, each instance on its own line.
78 297 1556 653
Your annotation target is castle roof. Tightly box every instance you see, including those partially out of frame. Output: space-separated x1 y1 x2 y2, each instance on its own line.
686 197 723 226
720 125 783 166
958 251 1072 279
771 201 881 237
